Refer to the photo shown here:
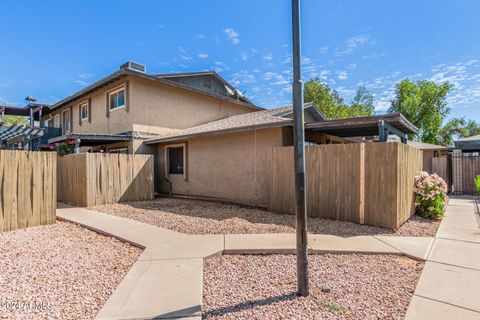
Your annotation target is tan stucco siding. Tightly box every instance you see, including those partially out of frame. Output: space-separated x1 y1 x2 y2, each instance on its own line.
44 78 133 135
129 78 254 130
43 76 254 136
155 127 284 206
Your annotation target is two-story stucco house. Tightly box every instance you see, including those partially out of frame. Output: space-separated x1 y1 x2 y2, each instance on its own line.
43 61 261 154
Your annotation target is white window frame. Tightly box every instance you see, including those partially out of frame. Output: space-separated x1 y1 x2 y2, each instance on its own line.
164 143 187 180
80 101 89 120
108 86 126 111
63 109 71 132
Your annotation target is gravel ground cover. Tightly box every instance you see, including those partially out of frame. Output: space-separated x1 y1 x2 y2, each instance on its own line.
0 221 141 320
203 254 423 319
91 197 440 237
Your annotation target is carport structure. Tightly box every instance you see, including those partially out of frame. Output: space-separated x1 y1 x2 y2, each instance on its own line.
304 113 418 144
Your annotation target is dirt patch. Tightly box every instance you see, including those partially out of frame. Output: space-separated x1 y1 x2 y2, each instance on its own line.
0 221 141 320
91 197 440 237
203 254 423 319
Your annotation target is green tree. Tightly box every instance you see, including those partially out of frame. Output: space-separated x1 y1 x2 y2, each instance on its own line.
439 118 467 146
3 115 29 126
439 118 480 146
350 85 375 117
463 120 480 137
388 79 453 144
304 79 374 119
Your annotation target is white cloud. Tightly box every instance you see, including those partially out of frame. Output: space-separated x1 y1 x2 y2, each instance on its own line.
78 73 93 79
230 70 256 86
195 33 206 39
224 28 240 45
362 52 386 60
263 72 278 81
198 53 208 59
336 35 373 56
263 53 273 61
319 46 329 54
336 70 348 80
346 35 369 50
211 61 229 73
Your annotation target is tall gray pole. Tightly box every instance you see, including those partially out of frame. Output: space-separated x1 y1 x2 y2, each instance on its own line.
291 0 308 296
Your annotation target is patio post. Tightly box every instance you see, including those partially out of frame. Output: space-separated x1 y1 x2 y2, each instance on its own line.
291 0 309 296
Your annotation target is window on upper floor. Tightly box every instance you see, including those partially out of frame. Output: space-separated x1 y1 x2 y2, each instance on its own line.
80 102 88 120
109 88 125 111
63 109 71 131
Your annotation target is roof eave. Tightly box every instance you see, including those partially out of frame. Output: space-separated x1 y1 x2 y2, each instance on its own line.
49 69 263 112
145 120 292 145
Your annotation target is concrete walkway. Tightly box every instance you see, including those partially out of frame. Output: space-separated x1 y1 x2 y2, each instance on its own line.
406 197 480 320
57 203 434 320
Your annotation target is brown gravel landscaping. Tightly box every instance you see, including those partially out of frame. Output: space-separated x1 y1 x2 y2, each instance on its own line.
0 221 141 320
91 197 440 237
203 254 423 320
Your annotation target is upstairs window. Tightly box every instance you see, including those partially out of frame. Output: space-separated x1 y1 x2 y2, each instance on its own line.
109 88 125 110
63 109 71 131
80 102 88 120
168 146 184 175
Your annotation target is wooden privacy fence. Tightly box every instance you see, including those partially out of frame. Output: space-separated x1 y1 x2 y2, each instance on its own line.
269 143 423 229
0 150 56 232
57 153 154 207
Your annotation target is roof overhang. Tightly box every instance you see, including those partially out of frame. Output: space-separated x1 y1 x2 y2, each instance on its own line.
145 120 291 144
49 133 132 146
454 140 480 151
1 104 52 119
305 113 418 137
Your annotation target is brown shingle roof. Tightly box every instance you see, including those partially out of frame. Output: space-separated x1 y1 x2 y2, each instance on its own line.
145 107 293 144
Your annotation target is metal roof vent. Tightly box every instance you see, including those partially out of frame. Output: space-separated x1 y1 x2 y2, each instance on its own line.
120 61 147 73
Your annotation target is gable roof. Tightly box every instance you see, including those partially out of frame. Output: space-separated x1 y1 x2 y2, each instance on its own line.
47 66 261 113
144 102 321 144
156 70 254 105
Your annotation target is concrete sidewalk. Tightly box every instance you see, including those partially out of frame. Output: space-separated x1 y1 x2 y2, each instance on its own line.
406 197 480 320
57 203 434 320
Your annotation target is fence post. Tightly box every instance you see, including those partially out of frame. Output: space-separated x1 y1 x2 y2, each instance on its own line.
359 144 365 224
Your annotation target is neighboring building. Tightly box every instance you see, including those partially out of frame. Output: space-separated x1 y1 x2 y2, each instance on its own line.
407 141 448 173
454 135 480 152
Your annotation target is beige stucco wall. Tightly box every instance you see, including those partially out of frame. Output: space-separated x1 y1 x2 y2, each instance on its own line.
155 127 285 206
422 150 435 173
43 76 255 137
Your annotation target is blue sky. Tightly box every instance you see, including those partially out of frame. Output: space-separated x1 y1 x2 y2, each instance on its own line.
1 0 479 121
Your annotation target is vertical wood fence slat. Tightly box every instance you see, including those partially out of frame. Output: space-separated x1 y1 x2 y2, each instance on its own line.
57 153 154 207
269 143 423 229
0 150 56 233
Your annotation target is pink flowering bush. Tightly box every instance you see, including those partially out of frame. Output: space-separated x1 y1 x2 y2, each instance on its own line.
413 172 448 219
50 140 75 157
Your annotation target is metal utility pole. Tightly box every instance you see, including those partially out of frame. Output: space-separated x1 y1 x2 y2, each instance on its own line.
291 0 309 296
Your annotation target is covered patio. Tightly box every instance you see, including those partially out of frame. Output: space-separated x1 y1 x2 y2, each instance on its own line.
304 113 418 144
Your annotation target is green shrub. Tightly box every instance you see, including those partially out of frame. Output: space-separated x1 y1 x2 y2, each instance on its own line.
474 175 480 195
413 172 448 219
